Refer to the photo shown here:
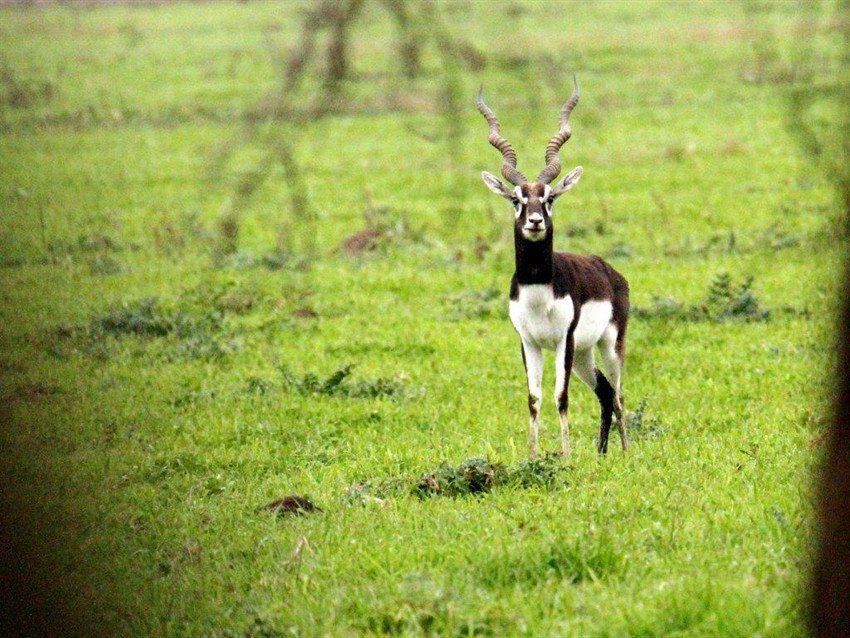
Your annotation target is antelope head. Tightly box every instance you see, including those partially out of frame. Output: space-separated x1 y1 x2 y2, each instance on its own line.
477 75 583 242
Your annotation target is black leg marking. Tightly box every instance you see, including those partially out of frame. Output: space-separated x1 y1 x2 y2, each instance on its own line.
521 344 535 419
557 332 575 457
594 369 616 455
557 331 575 413
527 393 539 419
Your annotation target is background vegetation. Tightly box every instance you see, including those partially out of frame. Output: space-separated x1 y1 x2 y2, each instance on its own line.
0 1 846 635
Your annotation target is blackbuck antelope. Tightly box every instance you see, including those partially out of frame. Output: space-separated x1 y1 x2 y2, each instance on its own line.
476 76 629 457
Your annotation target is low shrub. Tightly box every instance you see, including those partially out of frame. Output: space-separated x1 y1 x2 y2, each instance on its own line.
278 364 418 400
632 273 801 322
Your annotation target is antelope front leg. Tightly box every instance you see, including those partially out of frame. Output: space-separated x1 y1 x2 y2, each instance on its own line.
614 395 628 452
521 340 544 458
554 332 575 457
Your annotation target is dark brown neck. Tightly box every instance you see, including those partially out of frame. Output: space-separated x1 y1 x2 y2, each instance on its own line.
514 228 554 286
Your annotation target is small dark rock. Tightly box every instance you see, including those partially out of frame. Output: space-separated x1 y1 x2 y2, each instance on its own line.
292 306 318 319
261 495 322 516
340 228 383 256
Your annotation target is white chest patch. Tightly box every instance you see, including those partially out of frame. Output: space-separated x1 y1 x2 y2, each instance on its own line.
509 285 613 351
509 285 574 350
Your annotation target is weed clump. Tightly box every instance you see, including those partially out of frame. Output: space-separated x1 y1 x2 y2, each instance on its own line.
507 453 571 489
244 376 274 395
633 273 794 322
705 273 767 320
280 364 353 395
91 296 237 360
57 281 262 361
96 297 175 337
172 332 242 360
347 456 569 505
444 287 504 319
344 477 408 505
414 457 507 498
626 397 667 440
279 364 418 400
411 453 569 499
94 289 232 339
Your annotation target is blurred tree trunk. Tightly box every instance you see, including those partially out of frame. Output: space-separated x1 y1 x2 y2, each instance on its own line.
324 0 366 94
381 0 421 78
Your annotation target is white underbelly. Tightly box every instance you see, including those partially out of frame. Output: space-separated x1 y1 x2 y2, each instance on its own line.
509 285 612 351
572 299 614 350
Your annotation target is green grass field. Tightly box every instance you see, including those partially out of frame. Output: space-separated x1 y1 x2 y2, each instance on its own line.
0 1 844 635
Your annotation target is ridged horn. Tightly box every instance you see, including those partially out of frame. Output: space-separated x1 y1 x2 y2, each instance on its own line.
476 86 527 186
537 74 580 185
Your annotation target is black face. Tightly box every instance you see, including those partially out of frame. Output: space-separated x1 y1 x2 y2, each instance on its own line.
513 182 554 243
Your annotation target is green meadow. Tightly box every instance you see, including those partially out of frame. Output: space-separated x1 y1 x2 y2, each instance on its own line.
0 1 843 635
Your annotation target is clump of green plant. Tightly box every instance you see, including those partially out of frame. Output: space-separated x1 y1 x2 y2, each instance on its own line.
278 364 418 399
414 457 508 498
180 279 265 316
346 454 570 504
705 273 768 321
413 454 569 498
57 281 263 361
170 384 218 409
279 363 353 395
171 332 242 361
94 281 259 339
507 453 571 489
36 232 135 270
633 273 773 322
625 397 667 440
94 296 229 359
95 297 176 337
244 376 274 395
344 477 409 505
444 287 504 319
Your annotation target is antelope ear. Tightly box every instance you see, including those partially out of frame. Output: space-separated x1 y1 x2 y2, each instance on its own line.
551 166 583 197
481 171 513 200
